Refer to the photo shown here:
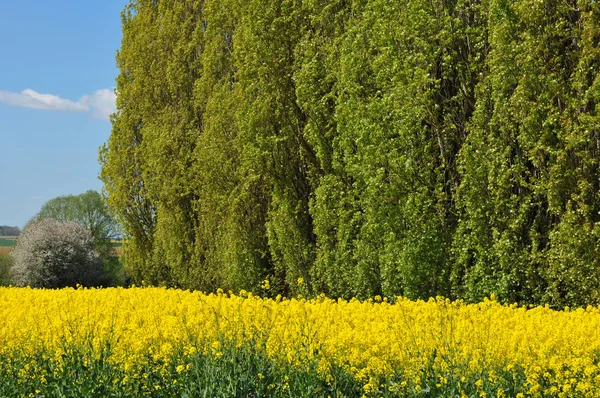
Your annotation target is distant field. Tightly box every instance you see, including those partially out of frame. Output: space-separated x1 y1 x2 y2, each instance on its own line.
0 238 15 258
0 238 16 247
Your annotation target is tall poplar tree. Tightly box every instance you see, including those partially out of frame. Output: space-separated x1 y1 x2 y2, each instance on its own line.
456 0 600 306
102 0 600 306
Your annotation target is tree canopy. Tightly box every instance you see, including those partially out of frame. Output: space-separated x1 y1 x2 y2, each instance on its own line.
101 0 600 306
0 226 20 236
32 190 119 252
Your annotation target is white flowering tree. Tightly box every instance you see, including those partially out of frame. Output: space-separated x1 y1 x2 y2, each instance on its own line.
11 219 107 288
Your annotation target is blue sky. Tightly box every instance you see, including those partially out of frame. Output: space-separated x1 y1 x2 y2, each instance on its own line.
0 0 127 228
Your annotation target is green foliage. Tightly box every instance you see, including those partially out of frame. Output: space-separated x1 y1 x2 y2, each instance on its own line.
0 253 12 286
102 0 600 305
455 0 600 306
32 190 119 252
304 0 487 300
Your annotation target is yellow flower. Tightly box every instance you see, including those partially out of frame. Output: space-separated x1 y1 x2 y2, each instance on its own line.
0 286 599 396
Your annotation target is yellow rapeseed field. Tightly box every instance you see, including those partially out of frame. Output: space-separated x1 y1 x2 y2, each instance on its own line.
0 286 599 397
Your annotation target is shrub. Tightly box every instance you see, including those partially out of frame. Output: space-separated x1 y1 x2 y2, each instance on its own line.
11 219 106 288
0 253 12 286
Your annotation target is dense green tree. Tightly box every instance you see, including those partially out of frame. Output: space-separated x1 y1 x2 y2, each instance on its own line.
233 0 318 296
305 0 487 299
101 0 196 286
32 190 118 252
102 0 600 305
455 0 600 306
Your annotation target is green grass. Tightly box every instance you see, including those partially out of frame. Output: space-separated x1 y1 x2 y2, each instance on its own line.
0 238 15 247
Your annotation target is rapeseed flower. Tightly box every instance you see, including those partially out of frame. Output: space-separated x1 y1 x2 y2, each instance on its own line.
0 287 599 395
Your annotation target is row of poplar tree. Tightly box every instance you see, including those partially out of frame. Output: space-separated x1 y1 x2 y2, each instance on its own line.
101 0 600 306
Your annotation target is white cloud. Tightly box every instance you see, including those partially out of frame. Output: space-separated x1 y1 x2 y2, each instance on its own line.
0 89 88 112
80 89 117 120
0 88 116 120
